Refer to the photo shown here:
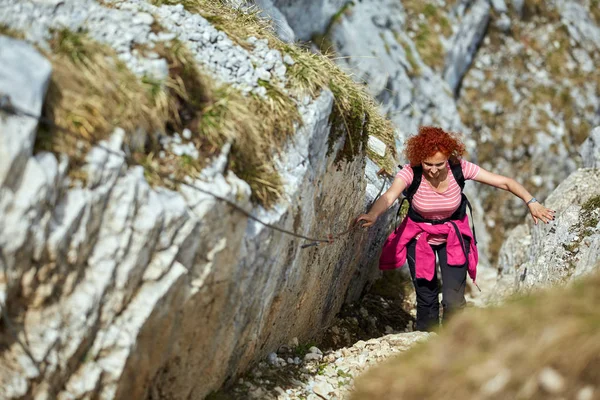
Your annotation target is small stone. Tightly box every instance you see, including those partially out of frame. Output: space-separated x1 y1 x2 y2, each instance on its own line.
313 381 334 397
290 337 299 347
538 367 565 394
182 128 192 140
368 135 386 157
267 352 278 365
256 67 271 81
254 86 267 97
309 346 322 355
283 54 295 65
274 386 286 396
530 175 543 187
287 358 294 364
495 13 512 32
323 354 336 363
355 340 366 349
157 32 177 41
304 353 323 362
577 386 594 400
133 12 154 25
481 369 511 395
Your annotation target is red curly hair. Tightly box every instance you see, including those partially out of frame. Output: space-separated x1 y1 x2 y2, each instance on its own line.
404 126 466 166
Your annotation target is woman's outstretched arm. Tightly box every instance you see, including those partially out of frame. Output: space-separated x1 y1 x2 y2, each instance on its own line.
356 176 408 228
473 167 556 224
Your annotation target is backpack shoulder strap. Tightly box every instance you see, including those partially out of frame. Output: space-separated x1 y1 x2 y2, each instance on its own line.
450 160 465 190
403 165 422 201
450 159 478 244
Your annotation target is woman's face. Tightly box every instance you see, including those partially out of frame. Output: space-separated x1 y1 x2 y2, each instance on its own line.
422 151 448 180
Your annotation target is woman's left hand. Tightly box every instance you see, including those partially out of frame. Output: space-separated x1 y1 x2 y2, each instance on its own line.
528 202 556 225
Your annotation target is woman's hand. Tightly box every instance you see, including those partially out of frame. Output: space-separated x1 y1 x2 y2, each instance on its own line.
528 202 556 225
356 213 378 229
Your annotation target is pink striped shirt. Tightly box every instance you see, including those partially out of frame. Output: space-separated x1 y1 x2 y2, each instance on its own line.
396 159 480 244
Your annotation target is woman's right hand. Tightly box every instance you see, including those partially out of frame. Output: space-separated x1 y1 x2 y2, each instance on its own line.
356 213 377 229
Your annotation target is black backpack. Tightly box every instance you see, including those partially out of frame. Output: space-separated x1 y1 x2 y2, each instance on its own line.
397 161 477 244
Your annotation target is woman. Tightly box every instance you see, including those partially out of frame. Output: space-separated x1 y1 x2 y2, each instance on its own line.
357 126 555 332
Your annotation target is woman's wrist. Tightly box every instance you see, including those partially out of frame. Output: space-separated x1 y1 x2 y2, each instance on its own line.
526 197 538 206
367 211 380 220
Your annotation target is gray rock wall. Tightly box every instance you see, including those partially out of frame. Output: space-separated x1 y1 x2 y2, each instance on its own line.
0 23 392 400
443 0 490 95
580 126 600 168
266 0 347 41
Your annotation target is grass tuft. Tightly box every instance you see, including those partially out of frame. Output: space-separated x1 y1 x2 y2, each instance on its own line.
150 0 397 172
39 29 165 169
0 24 25 39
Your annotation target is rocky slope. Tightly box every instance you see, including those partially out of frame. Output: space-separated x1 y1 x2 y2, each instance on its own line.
492 125 600 299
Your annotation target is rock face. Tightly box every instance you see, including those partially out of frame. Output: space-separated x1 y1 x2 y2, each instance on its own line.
580 126 600 168
266 0 346 41
443 0 491 95
0 36 52 189
0 23 392 400
495 146 600 296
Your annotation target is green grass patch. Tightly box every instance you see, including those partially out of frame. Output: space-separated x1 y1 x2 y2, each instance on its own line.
591 0 600 24
294 341 318 357
393 30 421 77
581 195 600 214
35 28 300 206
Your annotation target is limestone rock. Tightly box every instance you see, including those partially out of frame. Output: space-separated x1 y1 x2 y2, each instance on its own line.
254 0 296 43
580 126 600 168
266 0 346 41
0 36 52 189
0 35 389 400
495 167 600 295
556 1 600 54
443 0 491 95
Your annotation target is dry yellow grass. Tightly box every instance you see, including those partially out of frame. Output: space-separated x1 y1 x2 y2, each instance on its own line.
352 267 600 400
0 24 24 39
150 0 397 170
16 0 397 207
31 28 297 205
38 29 166 165
592 0 600 24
